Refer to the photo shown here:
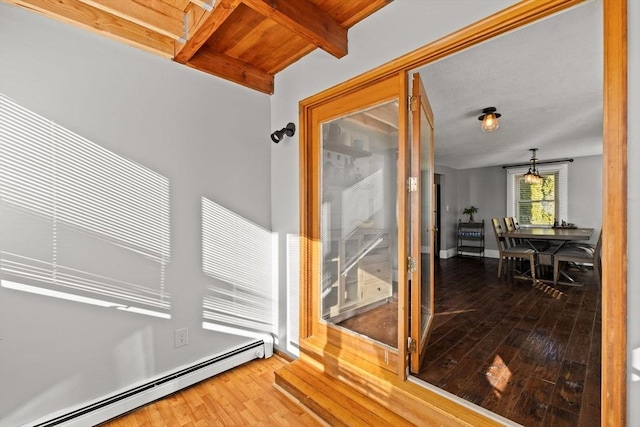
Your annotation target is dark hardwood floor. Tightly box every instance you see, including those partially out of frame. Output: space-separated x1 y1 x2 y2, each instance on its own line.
338 256 601 426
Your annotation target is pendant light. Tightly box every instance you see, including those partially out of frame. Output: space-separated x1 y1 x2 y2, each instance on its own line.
523 148 543 184
478 107 501 132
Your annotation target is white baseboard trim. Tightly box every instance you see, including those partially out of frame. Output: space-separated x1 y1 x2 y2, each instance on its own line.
439 248 458 259
484 249 499 259
446 249 499 259
31 339 271 427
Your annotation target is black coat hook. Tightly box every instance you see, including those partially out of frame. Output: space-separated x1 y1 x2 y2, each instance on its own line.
271 122 296 143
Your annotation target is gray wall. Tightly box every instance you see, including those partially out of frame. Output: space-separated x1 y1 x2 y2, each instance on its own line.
0 4 271 426
568 155 603 243
455 166 506 252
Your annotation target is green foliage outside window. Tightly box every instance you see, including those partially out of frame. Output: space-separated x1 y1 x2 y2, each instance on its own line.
517 174 556 225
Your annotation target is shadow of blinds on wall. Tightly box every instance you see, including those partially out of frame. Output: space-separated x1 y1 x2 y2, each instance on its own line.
0 94 171 318
201 198 277 335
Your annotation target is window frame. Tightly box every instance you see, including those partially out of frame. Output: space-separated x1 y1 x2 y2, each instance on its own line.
506 163 568 227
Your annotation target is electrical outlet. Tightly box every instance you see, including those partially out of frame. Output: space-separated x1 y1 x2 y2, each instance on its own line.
174 327 188 348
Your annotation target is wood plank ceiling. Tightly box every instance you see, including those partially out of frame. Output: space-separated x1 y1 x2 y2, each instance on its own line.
5 0 393 94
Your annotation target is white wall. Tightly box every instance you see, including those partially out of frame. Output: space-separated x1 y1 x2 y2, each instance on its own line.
271 0 638 422
0 3 271 426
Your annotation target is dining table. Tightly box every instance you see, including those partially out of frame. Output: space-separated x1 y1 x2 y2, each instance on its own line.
505 227 594 285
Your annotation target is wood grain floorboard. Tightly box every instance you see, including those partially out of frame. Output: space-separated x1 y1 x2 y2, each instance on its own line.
100 356 323 427
335 256 601 426
424 257 601 427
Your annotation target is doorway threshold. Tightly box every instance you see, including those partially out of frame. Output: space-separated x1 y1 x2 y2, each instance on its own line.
407 375 522 427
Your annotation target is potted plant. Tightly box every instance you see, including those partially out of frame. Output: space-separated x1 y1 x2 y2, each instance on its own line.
463 206 478 222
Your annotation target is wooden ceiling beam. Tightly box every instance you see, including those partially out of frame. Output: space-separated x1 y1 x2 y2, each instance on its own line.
174 0 242 63
187 50 274 94
188 0 214 11
6 0 174 57
75 0 185 41
241 0 347 58
341 0 393 28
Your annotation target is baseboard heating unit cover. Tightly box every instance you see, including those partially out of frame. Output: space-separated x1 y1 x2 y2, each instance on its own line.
30 338 272 427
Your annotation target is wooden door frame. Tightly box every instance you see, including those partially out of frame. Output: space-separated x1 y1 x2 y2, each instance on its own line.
299 0 627 424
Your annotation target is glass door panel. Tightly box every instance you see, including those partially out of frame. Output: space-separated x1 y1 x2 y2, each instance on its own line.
410 73 435 373
320 101 399 348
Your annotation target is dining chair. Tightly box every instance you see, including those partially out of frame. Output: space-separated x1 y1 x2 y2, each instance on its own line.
553 230 602 289
491 218 537 285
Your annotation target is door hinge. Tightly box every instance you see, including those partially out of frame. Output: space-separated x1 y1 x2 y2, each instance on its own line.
408 256 417 273
408 176 417 192
409 95 419 112
408 337 417 352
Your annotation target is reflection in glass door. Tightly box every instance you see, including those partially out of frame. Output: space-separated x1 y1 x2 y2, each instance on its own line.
320 101 399 348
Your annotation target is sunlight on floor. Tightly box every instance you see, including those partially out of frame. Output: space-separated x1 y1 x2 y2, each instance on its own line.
486 354 511 398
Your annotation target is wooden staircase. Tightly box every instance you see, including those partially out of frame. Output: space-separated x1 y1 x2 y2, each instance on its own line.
275 359 414 426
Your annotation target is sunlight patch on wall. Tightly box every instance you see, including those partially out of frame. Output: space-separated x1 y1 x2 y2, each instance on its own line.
286 234 300 355
0 94 171 318
201 198 277 335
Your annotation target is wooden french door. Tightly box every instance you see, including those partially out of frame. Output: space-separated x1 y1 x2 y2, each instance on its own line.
300 70 435 377
409 73 435 374
303 73 407 371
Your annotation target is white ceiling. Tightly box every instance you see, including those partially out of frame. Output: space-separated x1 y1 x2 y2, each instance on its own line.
416 0 603 170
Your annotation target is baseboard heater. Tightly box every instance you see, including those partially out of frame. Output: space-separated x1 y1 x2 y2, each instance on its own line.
31 339 272 427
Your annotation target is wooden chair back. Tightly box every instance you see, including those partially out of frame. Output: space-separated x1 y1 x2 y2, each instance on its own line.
513 217 521 229
503 217 518 247
504 217 516 232
491 218 509 252
491 217 537 285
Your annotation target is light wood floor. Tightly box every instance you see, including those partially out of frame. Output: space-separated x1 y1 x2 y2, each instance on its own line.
100 355 323 427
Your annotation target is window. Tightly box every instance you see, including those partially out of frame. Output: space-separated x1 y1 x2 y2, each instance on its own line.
507 163 568 226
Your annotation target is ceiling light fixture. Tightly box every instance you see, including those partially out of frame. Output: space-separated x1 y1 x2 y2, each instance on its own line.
478 107 501 132
524 148 543 185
